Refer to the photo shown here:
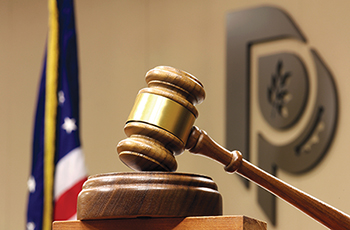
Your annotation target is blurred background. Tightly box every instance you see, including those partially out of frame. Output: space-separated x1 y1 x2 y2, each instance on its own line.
1 0 350 229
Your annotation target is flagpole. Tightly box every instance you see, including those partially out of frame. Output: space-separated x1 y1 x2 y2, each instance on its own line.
43 0 59 229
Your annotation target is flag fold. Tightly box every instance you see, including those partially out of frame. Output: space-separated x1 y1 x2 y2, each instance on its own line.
27 1 87 229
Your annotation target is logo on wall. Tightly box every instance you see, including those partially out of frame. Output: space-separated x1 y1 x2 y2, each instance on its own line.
226 6 338 225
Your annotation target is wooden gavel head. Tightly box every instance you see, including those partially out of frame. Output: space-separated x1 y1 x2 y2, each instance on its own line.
117 66 205 171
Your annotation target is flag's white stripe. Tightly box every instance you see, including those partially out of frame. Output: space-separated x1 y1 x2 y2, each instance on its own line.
68 213 77 221
54 147 87 200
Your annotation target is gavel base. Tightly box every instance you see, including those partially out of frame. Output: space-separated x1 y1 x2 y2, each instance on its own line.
77 172 223 219
53 215 267 230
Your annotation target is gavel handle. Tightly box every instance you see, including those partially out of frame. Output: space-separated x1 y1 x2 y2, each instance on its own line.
186 126 350 230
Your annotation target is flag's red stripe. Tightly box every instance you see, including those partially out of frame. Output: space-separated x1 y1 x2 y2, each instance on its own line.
54 177 87 220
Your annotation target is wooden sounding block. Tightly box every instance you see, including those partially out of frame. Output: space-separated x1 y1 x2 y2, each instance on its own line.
77 172 222 220
53 215 267 230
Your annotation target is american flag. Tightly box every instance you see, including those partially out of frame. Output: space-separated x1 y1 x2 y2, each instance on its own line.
26 0 87 229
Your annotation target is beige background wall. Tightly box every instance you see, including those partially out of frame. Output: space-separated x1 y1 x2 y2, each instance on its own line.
1 0 350 229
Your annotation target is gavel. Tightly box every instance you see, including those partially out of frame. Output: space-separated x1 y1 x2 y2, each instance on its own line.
115 66 350 229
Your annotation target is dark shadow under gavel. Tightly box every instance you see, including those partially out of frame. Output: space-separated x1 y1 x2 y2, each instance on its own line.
78 66 350 229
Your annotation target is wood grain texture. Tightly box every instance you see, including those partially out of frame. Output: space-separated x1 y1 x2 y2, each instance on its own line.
117 66 205 172
237 160 350 230
118 122 180 171
77 172 222 220
144 66 205 115
186 126 350 230
53 215 267 230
